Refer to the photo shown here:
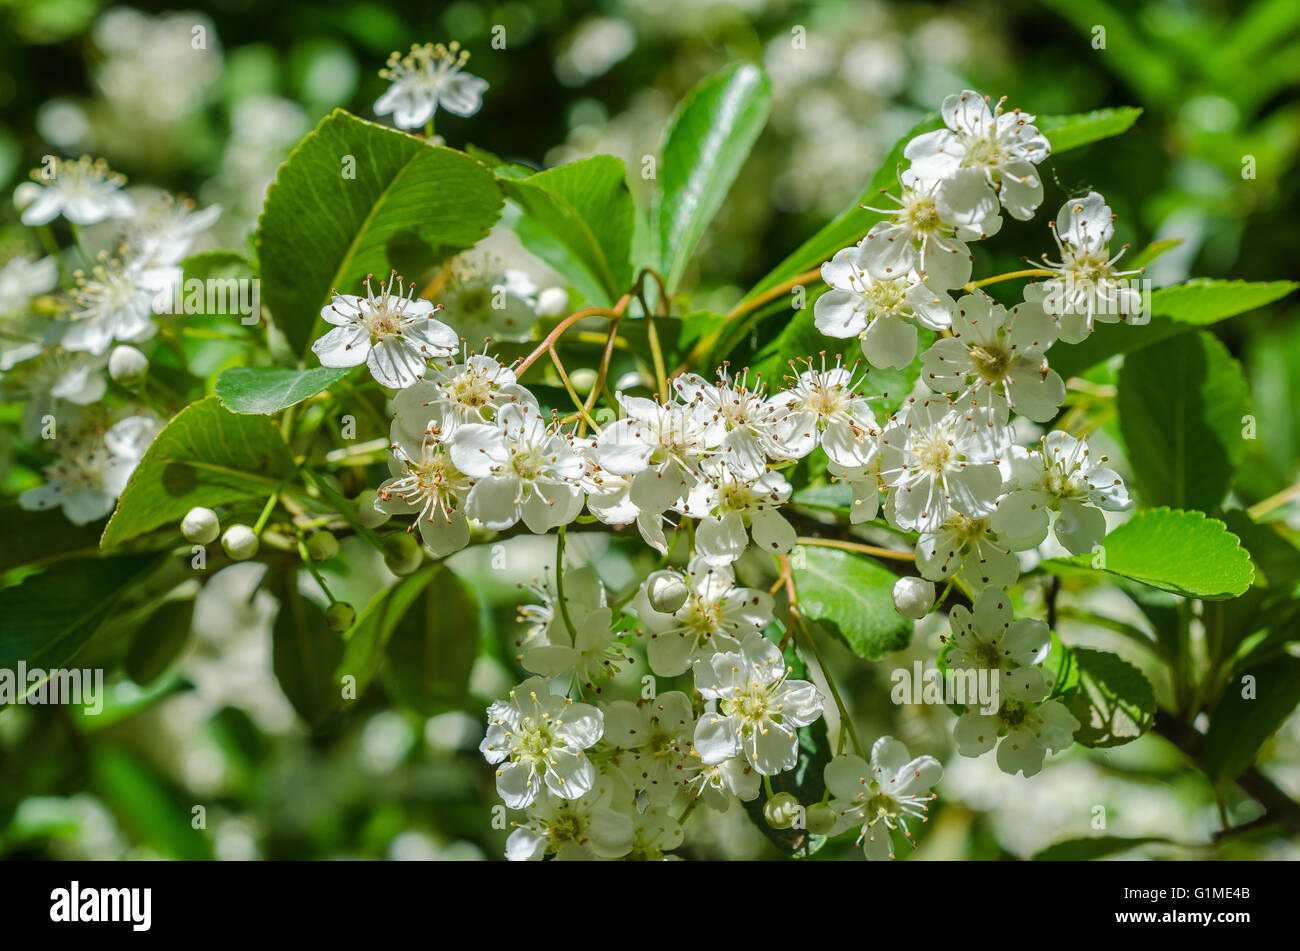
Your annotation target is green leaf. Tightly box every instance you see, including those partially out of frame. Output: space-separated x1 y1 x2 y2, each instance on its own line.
0 556 160 676
0 503 105 572
1063 647 1156 748
381 564 481 715
652 62 771 293
1052 280 1297 381
91 746 211 860
272 571 344 727
1032 835 1172 861
1037 106 1143 152
257 109 503 355
1118 331 1250 511
336 564 439 700
102 396 295 547
791 546 911 659
1205 655 1300 783
1048 507 1254 600
215 365 352 415
500 155 634 306
124 597 195 686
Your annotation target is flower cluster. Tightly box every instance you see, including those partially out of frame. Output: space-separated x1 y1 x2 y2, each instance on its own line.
4 157 221 522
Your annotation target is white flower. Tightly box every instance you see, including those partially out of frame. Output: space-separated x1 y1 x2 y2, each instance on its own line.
62 257 158 355
942 587 1052 698
857 173 991 290
768 362 879 467
480 676 604 809
441 261 539 344
683 468 797 566
593 394 718 514
312 273 457 390
375 407 472 557
905 90 1051 220
687 755 761 810
921 292 1064 423
0 255 58 315
814 244 954 369
15 156 135 226
878 397 1007 534
692 633 824 776
953 691 1079 778
824 738 942 860
673 369 786 480
604 691 696 805
513 567 607 654
504 777 635 862
451 402 585 532
374 42 489 129
915 512 1026 590
520 598 627 690
992 431 1131 555
392 352 536 433
891 576 935 619
627 806 684 861
19 414 157 524
123 195 221 270
0 349 109 439
1029 191 1144 340
634 558 774 677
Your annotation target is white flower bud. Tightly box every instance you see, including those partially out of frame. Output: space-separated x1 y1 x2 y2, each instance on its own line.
357 489 390 529
180 506 220 544
763 792 801 830
805 803 837 835
892 576 936 620
222 524 259 560
646 570 689 614
108 345 148 384
535 286 568 317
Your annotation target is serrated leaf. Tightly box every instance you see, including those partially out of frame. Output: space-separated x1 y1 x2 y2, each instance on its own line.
381 564 480 715
1037 106 1143 152
101 396 295 547
1205 655 1300 783
257 109 503 355
1052 280 1298 380
1118 330 1250 511
0 503 105 572
0 556 160 676
652 62 771 292
501 155 634 306
1064 647 1156 747
791 546 911 659
215 365 352 415
1049 507 1254 599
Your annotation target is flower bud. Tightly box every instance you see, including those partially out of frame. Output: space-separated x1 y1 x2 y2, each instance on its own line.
805 803 837 836
384 532 422 576
892 576 936 620
180 506 220 544
108 345 148 385
356 489 390 529
222 524 259 561
306 530 339 562
326 601 357 632
645 570 689 614
535 286 568 317
763 792 801 830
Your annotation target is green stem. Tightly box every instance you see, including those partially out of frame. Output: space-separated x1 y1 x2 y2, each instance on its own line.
554 525 579 641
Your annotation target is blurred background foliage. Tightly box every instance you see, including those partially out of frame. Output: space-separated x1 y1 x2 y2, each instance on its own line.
0 0 1297 860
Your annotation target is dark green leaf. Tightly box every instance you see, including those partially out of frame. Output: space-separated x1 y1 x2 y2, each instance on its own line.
124 597 195 686
272 572 345 727
1205 655 1300 783
381 564 480 715
91 746 211 860
1032 835 1172 861
1063 647 1156 747
336 564 439 700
